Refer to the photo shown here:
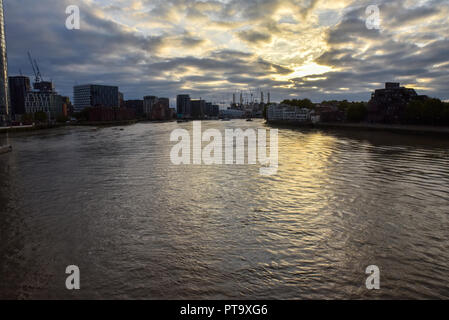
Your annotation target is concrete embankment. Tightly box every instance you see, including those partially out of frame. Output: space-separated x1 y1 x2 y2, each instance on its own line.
314 122 449 137
0 124 62 134
266 120 449 137
1 120 139 133
72 119 139 127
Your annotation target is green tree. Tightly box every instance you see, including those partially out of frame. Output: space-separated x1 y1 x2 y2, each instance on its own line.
338 100 351 112
56 115 69 123
21 113 34 122
405 98 448 125
347 103 367 122
281 99 315 109
441 103 449 125
73 107 92 122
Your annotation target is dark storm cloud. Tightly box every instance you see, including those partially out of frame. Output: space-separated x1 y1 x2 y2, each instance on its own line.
4 0 449 104
296 0 449 101
326 17 381 44
237 30 272 44
4 0 290 102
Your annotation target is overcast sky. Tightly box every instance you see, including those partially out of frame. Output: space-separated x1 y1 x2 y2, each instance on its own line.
4 0 449 105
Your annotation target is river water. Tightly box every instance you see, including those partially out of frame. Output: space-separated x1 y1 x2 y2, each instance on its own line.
1 120 448 299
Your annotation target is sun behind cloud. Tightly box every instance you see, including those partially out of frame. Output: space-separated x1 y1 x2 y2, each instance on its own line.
5 0 449 102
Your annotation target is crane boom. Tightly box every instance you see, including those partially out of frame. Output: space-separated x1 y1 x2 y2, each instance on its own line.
28 51 38 82
34 59 43 81
27 51 42 83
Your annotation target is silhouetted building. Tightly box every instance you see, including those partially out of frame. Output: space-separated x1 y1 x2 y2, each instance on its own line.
74 84 119 112
158 97 169 108
314 104 345 122
9 76 31 116
0 0 10 123
150 101 173 121
205 103 219 118
177 94 191 118
143 96 158 116
143 96 170 120
368 82 428 123
191 99 205 119
125 100 144 117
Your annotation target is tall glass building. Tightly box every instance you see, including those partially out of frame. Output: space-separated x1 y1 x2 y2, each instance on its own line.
74 84 119 112
0 0 9 121
176 94 191 117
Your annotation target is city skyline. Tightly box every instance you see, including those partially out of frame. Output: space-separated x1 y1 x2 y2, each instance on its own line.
2 0 449 303
4 0 449 105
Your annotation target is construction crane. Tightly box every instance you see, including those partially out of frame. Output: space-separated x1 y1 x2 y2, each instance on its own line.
27 52 37 81
34 58 43 81
27 51 43 83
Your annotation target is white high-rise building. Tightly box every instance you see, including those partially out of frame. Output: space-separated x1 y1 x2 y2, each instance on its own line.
0 0 10 123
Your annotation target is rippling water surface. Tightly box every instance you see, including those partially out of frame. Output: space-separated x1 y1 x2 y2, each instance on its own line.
1 120 449 299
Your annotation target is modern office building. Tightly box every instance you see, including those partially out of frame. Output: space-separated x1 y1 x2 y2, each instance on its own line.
143 95 158 115
33 81 54 93
205 102 220 118
143 96 170 118
158 97 169 109
25 81 65 119
73 84 119 112
267 104 312 123
25 92 64 119
150 100 172 121
212 104 220 117
176 94 191 117
0 0 10 123
9 76 31 116
191 99 206 119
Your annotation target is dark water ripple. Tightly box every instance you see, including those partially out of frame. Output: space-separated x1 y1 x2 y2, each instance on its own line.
1 120 449 299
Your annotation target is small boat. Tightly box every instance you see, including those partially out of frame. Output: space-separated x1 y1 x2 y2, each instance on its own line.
0 145 12 155
246 118 253 122
221 118 231 121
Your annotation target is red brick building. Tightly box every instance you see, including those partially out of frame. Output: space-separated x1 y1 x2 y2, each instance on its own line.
88 107 136 122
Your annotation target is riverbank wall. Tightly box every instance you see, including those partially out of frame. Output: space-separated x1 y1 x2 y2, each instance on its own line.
0 124 64 134
267 120 449 137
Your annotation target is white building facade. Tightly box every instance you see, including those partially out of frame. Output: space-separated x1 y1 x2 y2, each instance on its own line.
25 91 64 119
267 104 312 122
